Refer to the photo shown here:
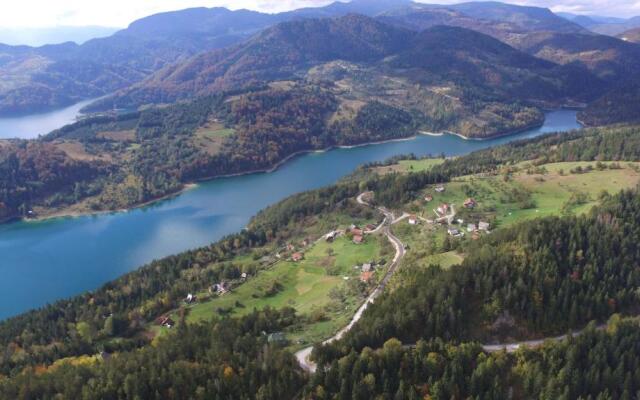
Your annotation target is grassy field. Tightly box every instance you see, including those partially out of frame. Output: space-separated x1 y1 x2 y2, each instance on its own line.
400 161 640 229
503 161 640 225
153 161 639 348
399 158 447 172
388 161 640 283
193 120 236 155
373 158 446 175
173 234 387 347
423 251 464 269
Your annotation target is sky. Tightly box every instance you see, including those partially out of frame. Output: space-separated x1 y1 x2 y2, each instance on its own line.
0 0 638 28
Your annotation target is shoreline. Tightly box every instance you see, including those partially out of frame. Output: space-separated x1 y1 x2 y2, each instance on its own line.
8 137 421 225
1 114 570 226
21 184 199 225
206 135 422 180
419 119 547 141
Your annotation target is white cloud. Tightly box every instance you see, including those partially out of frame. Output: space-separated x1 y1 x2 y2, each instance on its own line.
0 0 637 28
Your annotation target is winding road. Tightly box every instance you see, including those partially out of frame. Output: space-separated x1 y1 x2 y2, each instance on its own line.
295 192 596 372
295 193 405 372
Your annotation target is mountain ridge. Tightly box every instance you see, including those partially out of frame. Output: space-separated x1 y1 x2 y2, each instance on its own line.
90 14 603 113
0 0 608 116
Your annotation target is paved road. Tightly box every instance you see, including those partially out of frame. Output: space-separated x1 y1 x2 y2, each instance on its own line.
482 324 607 353
296 193 405 372
296 193 598 370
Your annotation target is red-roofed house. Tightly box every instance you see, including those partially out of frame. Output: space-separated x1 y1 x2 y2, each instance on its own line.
464 198 477 208
360 271 374 283
351 228 364 236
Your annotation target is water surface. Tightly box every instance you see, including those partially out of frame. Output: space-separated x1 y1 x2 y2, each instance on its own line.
0 110 580 319
0 99 94 139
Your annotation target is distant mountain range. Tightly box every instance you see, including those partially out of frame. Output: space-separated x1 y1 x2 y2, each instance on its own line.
0 0 639 122
85 13 603 137
619 27 640 43
0 1 423 115
559 12 640 36
0 26 119 47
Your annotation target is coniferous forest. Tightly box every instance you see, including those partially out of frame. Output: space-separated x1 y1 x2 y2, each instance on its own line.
2 123 640 399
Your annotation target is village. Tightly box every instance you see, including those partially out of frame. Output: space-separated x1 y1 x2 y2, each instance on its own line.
151 182 491 343
150 201 392 338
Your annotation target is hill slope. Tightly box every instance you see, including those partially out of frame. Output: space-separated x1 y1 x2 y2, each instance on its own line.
380 4 640 86
88 15 414 109
508 31 640 82
0 7 280 115
0 1 420 116
579 80 640 126
619 27 640 43
379 1 587 41
91 15 603 112
443 1 586 33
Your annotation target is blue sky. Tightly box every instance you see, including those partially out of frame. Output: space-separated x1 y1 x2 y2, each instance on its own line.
1 0 638 28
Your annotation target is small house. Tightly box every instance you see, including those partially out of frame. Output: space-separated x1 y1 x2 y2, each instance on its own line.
408 215 419 225
467 223 477 232
435 186 445 193
326 231 337 242
211 282 228 295
437 204 449 215
424 194 433 202
292 252 304 262
456 218 464 224
360 271 375 283
463 198 477 208
351 228 364 236
185 293 196 304
241 272 248 280
478 221 490 232
286 243 295 251
361 263 373 272
353 234 364 244
448 228 463 237
157 316 175 328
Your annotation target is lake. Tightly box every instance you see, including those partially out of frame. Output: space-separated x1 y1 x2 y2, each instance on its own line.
0 110 580 320
0 99 94 139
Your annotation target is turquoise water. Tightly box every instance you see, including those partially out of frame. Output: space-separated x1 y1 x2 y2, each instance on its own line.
0 99 94 139
0 110 580 319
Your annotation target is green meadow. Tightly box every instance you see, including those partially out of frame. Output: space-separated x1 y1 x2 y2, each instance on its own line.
172 235 387 346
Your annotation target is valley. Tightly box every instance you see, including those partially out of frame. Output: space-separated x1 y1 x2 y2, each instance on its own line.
2 120 640 399
2 1 640 398
0 110 577 320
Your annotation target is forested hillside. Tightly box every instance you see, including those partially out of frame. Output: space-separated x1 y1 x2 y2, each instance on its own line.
1 124 640 400
305 318 640 399
313 189 640 361
620 27 640 42
0 308 306 399
4 2 640 398
94 14 602 113
579 80 640 126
